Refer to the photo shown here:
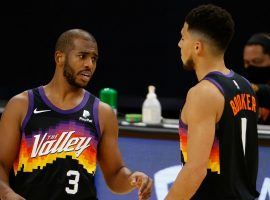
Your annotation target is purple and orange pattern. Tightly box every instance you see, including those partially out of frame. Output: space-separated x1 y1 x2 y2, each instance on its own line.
179 125 220 174
14 121 98 175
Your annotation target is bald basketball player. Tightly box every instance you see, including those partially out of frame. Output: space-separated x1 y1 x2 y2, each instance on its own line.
0 29 152 200
166 4 259 200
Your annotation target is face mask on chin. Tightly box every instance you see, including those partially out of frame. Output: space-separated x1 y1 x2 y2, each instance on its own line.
245 65 270 84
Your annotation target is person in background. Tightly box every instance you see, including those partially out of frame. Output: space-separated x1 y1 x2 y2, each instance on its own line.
0 29 152 200
243 33 270 124
166 4 259 200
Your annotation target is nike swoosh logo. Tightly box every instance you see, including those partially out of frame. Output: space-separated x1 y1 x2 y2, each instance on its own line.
33 108 51 114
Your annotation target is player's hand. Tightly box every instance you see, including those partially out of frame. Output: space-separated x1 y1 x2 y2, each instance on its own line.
129 171 153 200
0 191 25 200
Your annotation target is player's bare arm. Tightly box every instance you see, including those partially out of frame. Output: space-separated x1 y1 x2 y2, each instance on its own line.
0 92 28 200
166 80 224 200
97 102 152 200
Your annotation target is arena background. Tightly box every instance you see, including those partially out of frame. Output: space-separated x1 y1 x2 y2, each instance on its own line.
1 0 269 118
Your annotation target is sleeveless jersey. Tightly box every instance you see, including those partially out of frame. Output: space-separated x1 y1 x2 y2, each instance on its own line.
179 70 259 200
12 86 101 200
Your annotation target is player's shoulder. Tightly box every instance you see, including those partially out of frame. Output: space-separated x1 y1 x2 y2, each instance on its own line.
185 81 225 119
185 81 224 113
5 90 29 111
98 101 115 118
10 90 29 103
1 90 30 123
187 80 222 100
97 100 118 135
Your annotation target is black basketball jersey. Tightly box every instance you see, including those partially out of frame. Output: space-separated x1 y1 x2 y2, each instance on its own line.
12 86 101 200
179 70 259 200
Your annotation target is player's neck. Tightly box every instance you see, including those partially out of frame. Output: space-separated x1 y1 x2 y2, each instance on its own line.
45 75 84 101
195 58 229 81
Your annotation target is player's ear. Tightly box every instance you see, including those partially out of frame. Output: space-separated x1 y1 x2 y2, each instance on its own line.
194 41 203 55
55 51 65 65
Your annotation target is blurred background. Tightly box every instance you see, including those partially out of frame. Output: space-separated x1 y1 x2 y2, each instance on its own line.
1 1 270 199
0 0 269 118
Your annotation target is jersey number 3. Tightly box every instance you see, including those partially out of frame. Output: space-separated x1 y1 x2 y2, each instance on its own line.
66 170 80 194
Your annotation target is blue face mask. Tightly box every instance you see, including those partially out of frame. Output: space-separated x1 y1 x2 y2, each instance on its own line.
245 65 270 84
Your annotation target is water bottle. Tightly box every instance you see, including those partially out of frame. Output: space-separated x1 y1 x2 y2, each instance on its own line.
142 85 162 124
99 88 118 115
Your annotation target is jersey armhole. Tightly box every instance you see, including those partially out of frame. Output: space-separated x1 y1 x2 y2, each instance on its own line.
21 90 34 131
93 97 102 139
203 77 225 125
204 77 225 95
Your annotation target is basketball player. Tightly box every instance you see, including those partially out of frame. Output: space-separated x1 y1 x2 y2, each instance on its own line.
166 4 259 200
0 29 152 200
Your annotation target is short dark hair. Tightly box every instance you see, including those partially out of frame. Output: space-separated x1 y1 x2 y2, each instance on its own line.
185 4 235 53
246 33 270 55
55 29 96 53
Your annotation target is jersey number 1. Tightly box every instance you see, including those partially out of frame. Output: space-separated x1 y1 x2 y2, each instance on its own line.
66 170 80 194
241 118 247 155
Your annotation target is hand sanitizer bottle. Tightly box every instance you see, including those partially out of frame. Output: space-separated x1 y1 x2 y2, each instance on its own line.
142 85 162 124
